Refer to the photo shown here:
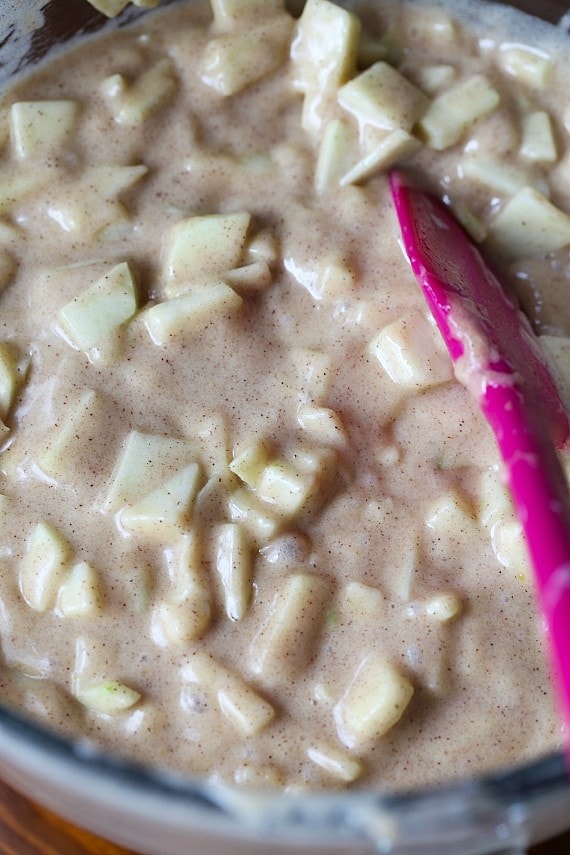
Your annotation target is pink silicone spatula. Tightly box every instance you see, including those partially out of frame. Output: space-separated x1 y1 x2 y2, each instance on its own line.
390 169 570 744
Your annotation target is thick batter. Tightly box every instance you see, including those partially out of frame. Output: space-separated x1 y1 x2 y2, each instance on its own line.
0 0 567 791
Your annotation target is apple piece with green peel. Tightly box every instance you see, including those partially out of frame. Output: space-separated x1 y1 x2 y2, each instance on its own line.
19 522 72 612
144 283 242 346
58 261 138 352
120 463 201 539
163 212 251 297
10 100 80 160
75 681 141 714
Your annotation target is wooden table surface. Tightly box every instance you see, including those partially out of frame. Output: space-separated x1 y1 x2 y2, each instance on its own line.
1 776 570 855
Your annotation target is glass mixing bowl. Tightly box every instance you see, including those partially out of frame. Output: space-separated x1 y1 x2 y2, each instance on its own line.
0 2 569 854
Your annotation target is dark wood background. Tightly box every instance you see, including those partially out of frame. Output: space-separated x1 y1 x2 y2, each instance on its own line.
1 776 570 855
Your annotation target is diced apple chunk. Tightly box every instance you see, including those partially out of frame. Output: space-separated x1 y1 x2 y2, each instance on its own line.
87 0 130 16
539 335 570 412
520 111 557 164
58 561 102 618
19 522 72 612
103 431 199 512
201 16 293 97
338 581 385 624
418 75 500 150
0 170 50 214
48 164 147 236
334 654 414 749
228 487 281 545
58 261 137 351
182 650 275 736
487 187 570 259
246 229 278 266
120 463 201 539
249 573 330 683
308 253 356 302
491 518 530 580
369 309 453 390
341 128 420 186
144 284 242 346
297 403 348 447
290 347 332 403
152 533 212 646
477 465 513 527
338 62 429 132
225 260 272 293
210 0 285 29
102 59 177 127
38 389 102 482
0 342 28 421
426 492 476 533
215 522 253 621
498 45 553 89
415 64 456 95
88 0 158 12
315 119 353 194
229 439 270 489
424 591 463 622
152 595 210 647
75 681 141 714
307 744 362 782
163 212 251 297
10 100 80 159
291 0 360 135
257 460 317 516
460 152 535 198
